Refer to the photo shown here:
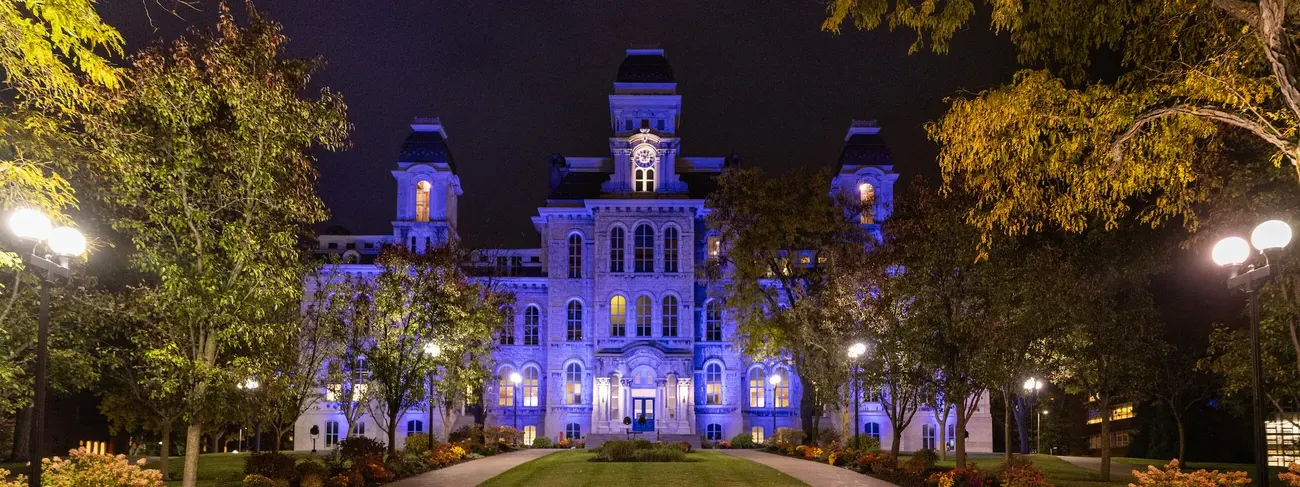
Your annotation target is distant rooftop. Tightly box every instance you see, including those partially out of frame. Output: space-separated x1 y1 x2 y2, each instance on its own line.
399 117 457 173
616 48 675 83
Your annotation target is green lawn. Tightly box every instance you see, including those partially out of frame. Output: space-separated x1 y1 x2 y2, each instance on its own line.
479 450 808 487
148 453 252 487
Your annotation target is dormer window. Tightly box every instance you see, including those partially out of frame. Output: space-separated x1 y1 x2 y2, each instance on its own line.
415 180 431 222
858 182 875 224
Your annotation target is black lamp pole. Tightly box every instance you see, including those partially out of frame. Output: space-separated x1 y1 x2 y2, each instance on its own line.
22 254 70 487
852 360 861 450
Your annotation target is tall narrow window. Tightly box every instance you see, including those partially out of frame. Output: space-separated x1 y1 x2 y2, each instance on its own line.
707 235 721 260
749 369 765 407
865 422 881 441
661 295 678 337
325 421 339 446
566 300 583 341
752 426 765 444
774 368 790 408
523 367 539 407
634 224 654 273
610 295 627 337
634 168 655 192
663 227 679 273
705 300 722 341
523 306 540 345
565 363 583 405
635 296 652 337
567 234 583 278
415 181 431 222
705 363 722 405
523 425 537 445
499 321 514 345
859 182 876 224
609 227 625 273
922 424 937 450
498 366 515 407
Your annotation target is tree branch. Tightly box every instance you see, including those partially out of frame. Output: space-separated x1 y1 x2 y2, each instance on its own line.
1212 0 1261 28
1110 105 1296 169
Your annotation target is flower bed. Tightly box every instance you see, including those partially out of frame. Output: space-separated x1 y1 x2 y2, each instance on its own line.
591 440 690 462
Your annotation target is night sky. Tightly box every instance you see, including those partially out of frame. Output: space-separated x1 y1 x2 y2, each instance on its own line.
99 0 1022 249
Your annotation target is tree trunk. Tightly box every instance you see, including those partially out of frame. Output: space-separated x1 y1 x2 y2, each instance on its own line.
1099 398 1112 482
269 425 282 453
800 382 817 445
955 397 968 468
1170 406 1186 461
1015 396 1031 454
182 418 203 487
890 426 903 458
387 410 398 455
11 407 30 461
1003 387 1013 460
159 422 171 481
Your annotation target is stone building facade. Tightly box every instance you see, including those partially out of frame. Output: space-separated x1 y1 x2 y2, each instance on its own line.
292 48 993 453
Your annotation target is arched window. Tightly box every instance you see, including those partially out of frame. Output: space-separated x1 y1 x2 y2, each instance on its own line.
858 182 875 224
415 180 431 222
634 224 654 273
566 300 583 341
774 368 790 408
406 420 423 437
609 227 625 273
705 300 722 341
706 423 723 441
635 168 655 192
523 425 537 445
523 367 539 407
705 363 722 405
661 295 678 337
523 306 540 345
752 426 765 444
565 423 582 440
922 424 937 450
865 422 881 441
663 227 679 273
567 234 583 278
565 363 583 405
609 295 627 337
498 366 515 407
635 295 652 337
749 368 765 407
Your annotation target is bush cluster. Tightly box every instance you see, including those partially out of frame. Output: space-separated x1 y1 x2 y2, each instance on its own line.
4 448 167 487
531 436 554 448
245 452 299 483
592 440 689 462
728 432 754 449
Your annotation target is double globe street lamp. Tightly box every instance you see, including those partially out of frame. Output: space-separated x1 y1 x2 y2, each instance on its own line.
1212 219 1293 482
1023 378 1045 454
847 342 868 450
8 209 87 487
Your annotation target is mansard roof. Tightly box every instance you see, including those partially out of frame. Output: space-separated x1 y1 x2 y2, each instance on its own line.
838 132 892 167
616 49 675 83
398 127 458 173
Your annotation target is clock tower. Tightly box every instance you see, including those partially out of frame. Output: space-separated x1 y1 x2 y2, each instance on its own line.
603 48 686 195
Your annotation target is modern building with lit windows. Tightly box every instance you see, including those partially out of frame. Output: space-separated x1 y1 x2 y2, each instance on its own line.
292 48 993 451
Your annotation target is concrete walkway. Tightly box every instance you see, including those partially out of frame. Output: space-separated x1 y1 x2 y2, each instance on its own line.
1057 455 1138 480
387 449 557 487
720 449 898 487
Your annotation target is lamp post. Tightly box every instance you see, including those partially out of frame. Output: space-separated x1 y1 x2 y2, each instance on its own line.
1022 378 1043 453
1213 219 1293 483
769 373 782 443
238 378 261 452
510 372 523 445
848 342 867 450
424 342 441 439
8 209 86 487
1039 410 1048 454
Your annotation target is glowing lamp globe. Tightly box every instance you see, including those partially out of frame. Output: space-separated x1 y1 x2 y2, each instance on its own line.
47 227 86 256
1212 237 1251 267
849 342 868 358
769 374 782 386
423 342 441 357
9 209 52 241
1251 220 1292 251
240 379 259 390
510 372 522 385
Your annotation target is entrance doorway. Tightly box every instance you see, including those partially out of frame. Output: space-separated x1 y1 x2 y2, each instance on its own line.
632 398 655 432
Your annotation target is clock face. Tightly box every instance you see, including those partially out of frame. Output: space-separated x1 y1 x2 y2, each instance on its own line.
632 146 657 168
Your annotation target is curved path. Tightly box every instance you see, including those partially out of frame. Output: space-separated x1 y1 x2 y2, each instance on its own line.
387 449 557 487
720 449 899 487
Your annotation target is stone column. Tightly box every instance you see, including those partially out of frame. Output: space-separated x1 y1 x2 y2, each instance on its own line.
655 379 666 432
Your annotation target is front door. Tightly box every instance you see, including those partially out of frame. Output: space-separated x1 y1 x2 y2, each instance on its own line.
632 398 655 432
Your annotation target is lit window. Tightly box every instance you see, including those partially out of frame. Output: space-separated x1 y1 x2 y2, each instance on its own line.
609 227 625 273
663 227 679 273
706 423 723 441
752 426 765 444
568 234 583 278
523 306 540 345
749 369 765 407
635 168 655 192
566 363 583 405
705 300 722 341
865 422 881 440
416 180 431 222
567 300 583 341
635 296 652 337
406 420 423 437
565 423 582 440
523 425 537 445
922 424 936 450
523 367 539 407
774 369 789 408
325 421 339 446
858 182 875 224
634 224 654 273
498 366 515 407
610 295 627 337
707 235 721 260
706 363 722 405
661 296 678 337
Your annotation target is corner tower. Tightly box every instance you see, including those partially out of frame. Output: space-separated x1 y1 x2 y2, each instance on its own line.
603 48 686 195
392 117 462 252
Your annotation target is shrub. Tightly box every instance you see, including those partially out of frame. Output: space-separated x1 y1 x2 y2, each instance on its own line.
911 448 939 469
449 424 484 446
427 443 467 469
855 451 897 475
633 448 687 462
297 460 330 487
349 453 392 485
813 426 842 447
531 436 554 448
465 452 485 460
595 440 639 462
337 436 386 462
633 439 653 450
403 433 432 454
242 474 278 487
678 441 692 453
996 455 1053 487
1283 463 1300 487
484 425 523 446
848 434 882 451
244 451 298 483
41 448 165 487
1131 460 1250 487
771 428 804 450
927 465 992 487
593 440 689 462
0 469 22 487
729 432 755 449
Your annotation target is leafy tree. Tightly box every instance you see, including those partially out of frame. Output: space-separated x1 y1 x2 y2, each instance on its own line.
1150 348 1216 462
855 269 929 458
706 167 874 444
81 4 349 485
822 0 1300 246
